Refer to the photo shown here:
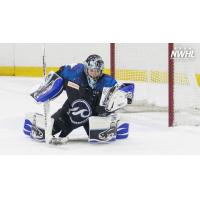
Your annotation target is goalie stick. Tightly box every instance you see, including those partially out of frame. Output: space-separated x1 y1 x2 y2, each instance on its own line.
42 44 51 143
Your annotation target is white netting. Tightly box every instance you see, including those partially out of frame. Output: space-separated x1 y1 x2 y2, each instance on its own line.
173 43 200 125
114 43 200 126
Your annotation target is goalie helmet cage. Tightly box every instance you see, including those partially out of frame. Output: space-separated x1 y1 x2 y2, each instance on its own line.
110 43 200 127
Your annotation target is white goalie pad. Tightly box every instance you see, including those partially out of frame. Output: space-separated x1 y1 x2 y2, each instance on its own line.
89 113 130 143
89 114 120 143
23 112 54 142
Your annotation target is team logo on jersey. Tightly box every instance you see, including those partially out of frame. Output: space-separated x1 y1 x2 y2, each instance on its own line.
68 99 92 125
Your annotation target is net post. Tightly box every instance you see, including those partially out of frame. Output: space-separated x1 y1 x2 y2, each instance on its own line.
168 43 174 127
110 43 115 78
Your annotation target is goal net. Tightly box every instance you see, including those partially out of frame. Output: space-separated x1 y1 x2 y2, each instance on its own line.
112 43 200 126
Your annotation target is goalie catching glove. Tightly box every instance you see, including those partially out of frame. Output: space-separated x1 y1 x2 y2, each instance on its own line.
100 83 134 112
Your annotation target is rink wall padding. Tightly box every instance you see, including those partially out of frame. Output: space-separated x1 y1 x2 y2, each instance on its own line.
195 74 200 86
0 66 110 77
0 66 200 86
0 66 58 77
0 66 15 76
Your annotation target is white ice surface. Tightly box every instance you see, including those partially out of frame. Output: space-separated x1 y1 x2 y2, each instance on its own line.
1 76 200 155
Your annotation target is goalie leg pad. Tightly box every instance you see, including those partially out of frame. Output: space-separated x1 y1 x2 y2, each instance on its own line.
89 128 117 143
116 122 129 139
24 113 45 142
23 113 54 142
89 114 119 143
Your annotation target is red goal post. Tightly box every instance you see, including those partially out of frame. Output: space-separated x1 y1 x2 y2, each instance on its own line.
168 43 174 127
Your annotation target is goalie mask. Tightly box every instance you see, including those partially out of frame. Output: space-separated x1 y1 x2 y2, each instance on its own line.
84 54 104 88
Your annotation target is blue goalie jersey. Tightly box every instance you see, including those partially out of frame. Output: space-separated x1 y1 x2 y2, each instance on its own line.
56 63 117 124
57 63 117 90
